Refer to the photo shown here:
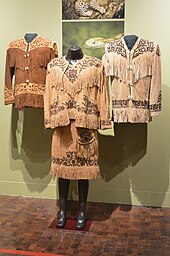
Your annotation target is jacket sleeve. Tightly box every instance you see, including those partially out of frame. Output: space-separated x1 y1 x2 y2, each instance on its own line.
4 49 15 105
98 65 112 130
102 44 113 77
149 44 162 117
44 63 52 128
53 42 58 58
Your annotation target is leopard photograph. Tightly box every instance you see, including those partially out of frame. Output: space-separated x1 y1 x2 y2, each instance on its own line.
62 0 125 20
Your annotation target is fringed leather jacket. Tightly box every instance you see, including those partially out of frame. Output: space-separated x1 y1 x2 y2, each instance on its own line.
4 35 58 108
102 36 162 123
44 55 111 130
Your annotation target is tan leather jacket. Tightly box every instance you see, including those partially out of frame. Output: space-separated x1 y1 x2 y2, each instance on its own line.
4 35 57 108
102 36 161 123
44 55 111 130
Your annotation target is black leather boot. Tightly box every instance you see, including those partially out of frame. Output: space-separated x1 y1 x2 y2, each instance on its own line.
76 180 89 230
56 178 70 228
76 211 86 230
56 210 66 228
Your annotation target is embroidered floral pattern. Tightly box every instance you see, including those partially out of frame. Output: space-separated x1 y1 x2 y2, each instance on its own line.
112 99 129 108
50 96 99 116
49 57 66 72
44 118 51 127
29 37 55 51
8 38 26 51
8 37 56 52
49 56 102 84
15 83 44 96
80 56 102 69
112 97 161 111
106 39 127 58
52 151 98 167
81 95 99 115
132 100 149 109
65 100 77 109
51 101 65 115
156 45 161 57
113 99 151 109
150 91 162 112
65 68 78 83
132 39 155 59
4 87 14 104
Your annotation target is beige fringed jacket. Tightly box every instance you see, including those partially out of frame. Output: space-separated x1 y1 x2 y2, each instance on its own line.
44 55 111 130
4 36 57 108
102 37 161 123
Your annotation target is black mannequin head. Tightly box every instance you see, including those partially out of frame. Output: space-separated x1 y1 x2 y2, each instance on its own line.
66 45 84 63
124 34 138 50
24 33 38 43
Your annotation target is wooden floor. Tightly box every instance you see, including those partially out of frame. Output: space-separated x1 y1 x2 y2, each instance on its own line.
0 195 170 256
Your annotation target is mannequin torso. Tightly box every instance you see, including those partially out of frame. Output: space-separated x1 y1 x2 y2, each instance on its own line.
24 33 38 43
124 34 138 50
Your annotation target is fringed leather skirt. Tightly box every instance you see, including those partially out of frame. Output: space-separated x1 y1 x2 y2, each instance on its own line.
51 120 100 180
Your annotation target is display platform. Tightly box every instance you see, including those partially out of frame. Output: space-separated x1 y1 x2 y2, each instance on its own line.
48 217 92 232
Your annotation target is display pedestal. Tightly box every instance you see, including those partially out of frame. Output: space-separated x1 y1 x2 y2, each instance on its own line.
48 218 91 232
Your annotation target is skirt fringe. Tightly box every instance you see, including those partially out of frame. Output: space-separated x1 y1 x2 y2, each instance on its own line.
51 120 100 180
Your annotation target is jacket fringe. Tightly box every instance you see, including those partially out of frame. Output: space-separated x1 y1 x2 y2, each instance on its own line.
113 108 151 123
107 55 153 83
49 111 100 129
51 165 100 180
51 67 101 99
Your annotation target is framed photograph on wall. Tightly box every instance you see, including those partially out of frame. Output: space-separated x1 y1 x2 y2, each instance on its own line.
62 0 125 20
62 20 124 59
62 0 125 58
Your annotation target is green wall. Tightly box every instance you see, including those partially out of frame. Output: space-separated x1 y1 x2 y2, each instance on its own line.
0 0 170 207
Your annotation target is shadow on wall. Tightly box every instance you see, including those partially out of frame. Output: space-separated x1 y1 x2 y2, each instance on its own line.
99 123 147 181
98 123 147 206
70 123 147 206
10 107 52 193
98 84 170 207
130 84 170 207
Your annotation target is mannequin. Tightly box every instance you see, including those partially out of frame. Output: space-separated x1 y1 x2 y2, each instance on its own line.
8 33 38 80
56 45 88 230
65 45 84 64
124 34 138 50
57 178 89 229
24 33 38 43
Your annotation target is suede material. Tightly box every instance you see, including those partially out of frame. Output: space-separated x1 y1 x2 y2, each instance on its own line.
102 36 162 123
4 36 58 108
44 55 111 130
